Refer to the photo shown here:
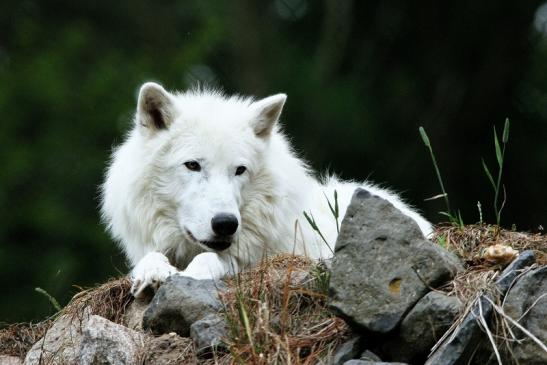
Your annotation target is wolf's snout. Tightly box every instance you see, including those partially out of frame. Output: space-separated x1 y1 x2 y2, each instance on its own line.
211 213 239 236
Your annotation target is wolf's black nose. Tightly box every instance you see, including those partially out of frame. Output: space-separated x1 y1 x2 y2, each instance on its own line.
211 213 239 236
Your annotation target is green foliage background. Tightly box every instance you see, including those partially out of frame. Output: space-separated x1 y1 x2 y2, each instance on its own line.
1 0 547 323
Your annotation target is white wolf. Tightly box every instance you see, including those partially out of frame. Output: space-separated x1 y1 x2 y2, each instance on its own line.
101 82 432 297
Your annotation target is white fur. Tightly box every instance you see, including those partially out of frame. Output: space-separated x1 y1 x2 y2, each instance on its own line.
101 82 433 297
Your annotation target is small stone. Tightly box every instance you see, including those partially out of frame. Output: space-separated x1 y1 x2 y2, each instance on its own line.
190 313 228 356
327 337 363 365
385 291 461 363
142 275 227 336
79 315 145 365
360 350 381 361
329 189 462 334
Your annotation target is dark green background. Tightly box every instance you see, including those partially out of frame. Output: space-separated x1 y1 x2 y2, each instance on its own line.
2 0 547 323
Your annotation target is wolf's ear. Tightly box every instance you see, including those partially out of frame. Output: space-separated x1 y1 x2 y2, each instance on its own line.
249 94 287 138
137 82 175 132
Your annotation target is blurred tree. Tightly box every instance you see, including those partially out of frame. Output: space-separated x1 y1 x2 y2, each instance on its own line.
0 0 546 323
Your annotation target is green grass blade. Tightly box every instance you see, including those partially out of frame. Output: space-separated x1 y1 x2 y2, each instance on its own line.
477 201 483 224
482 158 496 190
438 211 457 224
303 211 316 230
419 126 451 215
237 297 254 350
502 118 510 143
35 287 62 312
419 126 431 147
494 127 502 168
324 193 336 217
303 211 333 253
457 210 464 227
334 190 339 217
437 235 446 247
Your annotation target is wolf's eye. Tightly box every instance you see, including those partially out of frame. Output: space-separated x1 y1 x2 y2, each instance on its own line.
184 161 201 172
235 166 247 176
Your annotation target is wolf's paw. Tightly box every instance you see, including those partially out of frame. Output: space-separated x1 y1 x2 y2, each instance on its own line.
130 252 178 298
177 252 228 281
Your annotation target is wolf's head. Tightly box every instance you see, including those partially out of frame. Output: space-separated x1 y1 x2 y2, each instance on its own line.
135 82 286 253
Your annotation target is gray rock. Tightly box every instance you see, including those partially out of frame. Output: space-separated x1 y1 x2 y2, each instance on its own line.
79 315 145 365
122 298 150 331
496 250 536 293
329 189 462 333
359 350 381 361
503 265 547 365
0 355 23 365
386 291 461 363
142 275 227 336
24 310 90 365
190 313 228 355
426 250 537 365
328 337 363 365
426 295 494 365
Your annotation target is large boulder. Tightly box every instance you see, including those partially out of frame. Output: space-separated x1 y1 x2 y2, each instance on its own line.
24 311 90 365
385 291 461 363
328 189 462 333
79 315 145 365
503 265 547 365
142 275 227 336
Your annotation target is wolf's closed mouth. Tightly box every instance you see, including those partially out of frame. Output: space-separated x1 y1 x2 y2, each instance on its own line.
185 228 231 251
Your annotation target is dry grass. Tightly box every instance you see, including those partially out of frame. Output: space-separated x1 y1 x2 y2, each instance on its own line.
63 277 133 325
0 277 133 359
434 224 546 266
433 224 546 304
2 225 544 363
0 258 348 364
0 320 53 358
217 254 350 364
431 224 547 364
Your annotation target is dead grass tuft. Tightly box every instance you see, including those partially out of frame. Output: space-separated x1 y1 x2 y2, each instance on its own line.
433 224 546 267
63 277 133 325
433 224 545 307
0 277 133 359
432 224 546 363
0 321 52 358
218 254 350 364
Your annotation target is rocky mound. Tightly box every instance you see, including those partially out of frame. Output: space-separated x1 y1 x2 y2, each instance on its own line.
1 188 545 364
